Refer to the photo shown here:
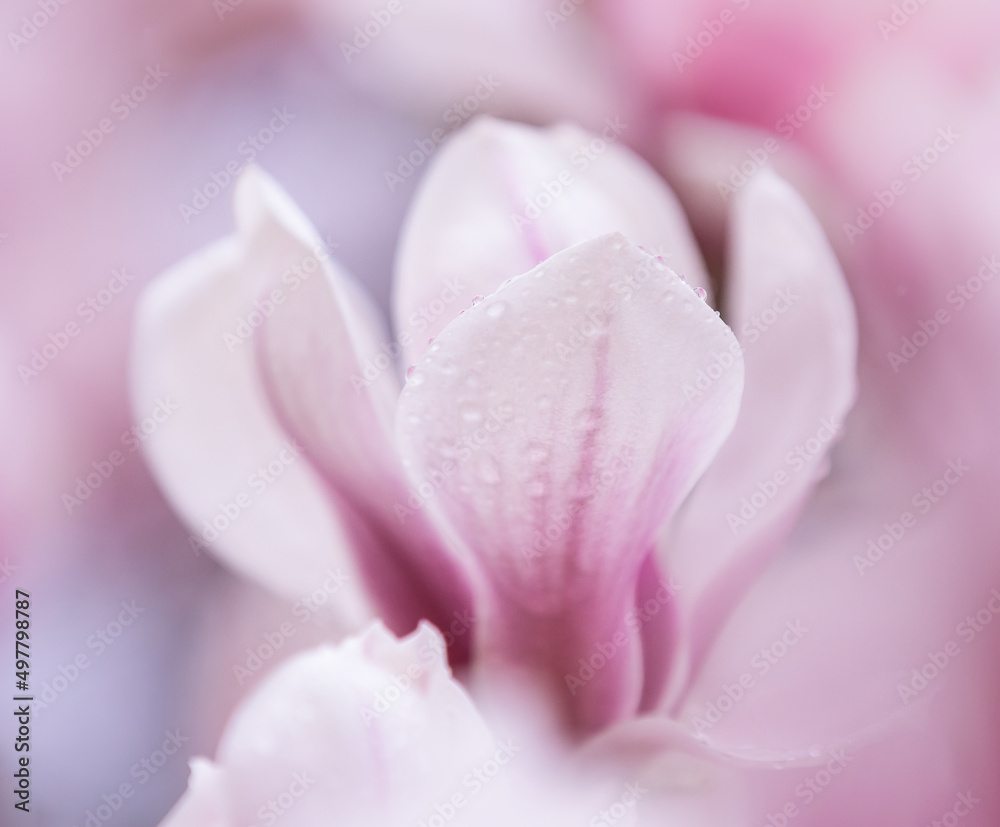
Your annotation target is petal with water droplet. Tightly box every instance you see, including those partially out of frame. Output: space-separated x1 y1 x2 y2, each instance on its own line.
397 234 743 732
393 117 712 365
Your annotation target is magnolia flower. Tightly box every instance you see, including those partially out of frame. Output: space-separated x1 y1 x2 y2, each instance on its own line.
135 115 878 824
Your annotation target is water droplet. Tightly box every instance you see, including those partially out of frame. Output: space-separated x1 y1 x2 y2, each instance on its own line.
427 336 435 345
407 367 425 385
486 301 507 319
694 286 708 300
471 295 484 306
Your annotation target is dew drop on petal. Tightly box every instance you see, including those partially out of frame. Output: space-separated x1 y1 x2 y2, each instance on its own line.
694 286 708 300
486 301 506 319
438 354 457 374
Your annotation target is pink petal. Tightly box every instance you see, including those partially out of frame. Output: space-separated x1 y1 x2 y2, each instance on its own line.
396 234 743 732
660 171 858 710
393 117 711 365
243 168 475 657
587 690 980 826
656 111 831 269
161 623 500 827
131 217 372 626
674 485 981 765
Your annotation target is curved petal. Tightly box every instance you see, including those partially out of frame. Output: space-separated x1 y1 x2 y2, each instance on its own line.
396 234 743 732
661 171 857 710
673 469 989 768
393 116 711 365
131 223 372 627
160 623 501 827
241 168 475 657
